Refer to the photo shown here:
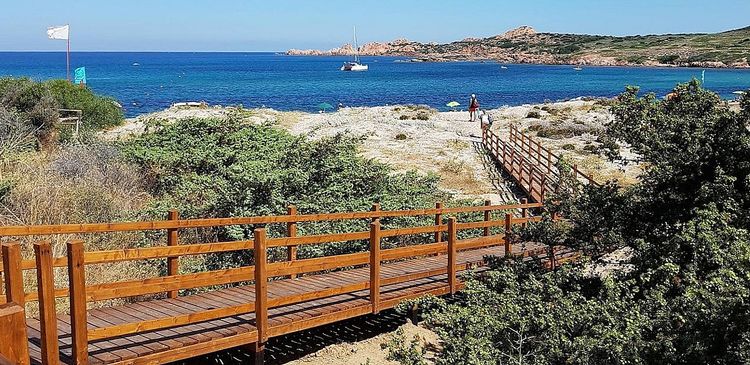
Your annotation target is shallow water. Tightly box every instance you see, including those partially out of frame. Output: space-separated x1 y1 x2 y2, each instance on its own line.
1 52 748 117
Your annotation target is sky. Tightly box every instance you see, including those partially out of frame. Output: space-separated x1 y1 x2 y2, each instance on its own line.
1 0 749 52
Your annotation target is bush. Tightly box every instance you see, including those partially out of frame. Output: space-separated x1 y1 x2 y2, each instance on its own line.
0 77 58 144
415 111 430 120
526 110 542 119
0 77 123 147
562 143 576 150
46 79 123 130
123 117 448 268
395 133 408 140
657 54 680 64
399 115 410 120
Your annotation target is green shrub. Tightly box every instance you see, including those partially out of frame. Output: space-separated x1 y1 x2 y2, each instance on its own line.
395 133 408 140
415 111 430 120
562 143 576 150
123 117 448 268
399 115 410 120
657 54 680 64
526 110 542 119
46 79 123 130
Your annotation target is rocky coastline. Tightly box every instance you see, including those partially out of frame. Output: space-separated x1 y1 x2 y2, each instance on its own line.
287 26 750 68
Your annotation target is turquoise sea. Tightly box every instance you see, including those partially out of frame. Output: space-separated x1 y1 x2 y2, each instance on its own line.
1 52 749 117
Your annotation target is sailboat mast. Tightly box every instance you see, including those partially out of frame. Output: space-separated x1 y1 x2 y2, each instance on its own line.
353 26 359 63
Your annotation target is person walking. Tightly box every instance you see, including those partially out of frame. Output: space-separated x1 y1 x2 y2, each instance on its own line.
469 94 479 122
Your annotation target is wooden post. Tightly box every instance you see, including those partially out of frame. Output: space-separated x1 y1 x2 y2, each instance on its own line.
1 242 23 306
369 219 381 314
286 205 298 279
483 200 491 236
34 242 60 365
541 176 547 201
434 202 443 244
588 173 595 186
67 240 88 365
253 228 268 365
371 203 381 222
504 213 513 257
447 218 458 294
166 210 179 299
0 303 30 365
547 150 552 174
521 198 529 228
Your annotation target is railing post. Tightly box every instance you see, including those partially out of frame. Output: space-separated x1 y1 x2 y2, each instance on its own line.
67 240 88 365
253 228 268 364
286 205 298 279
0 303 30 365
447 217 457 295
483 200 491 236
167 209 179 299
547 150 552 174
371 203 381 222
541 176 547 201
35 242 60 365
588 173 595 186
1 242 24 306
434 202 443 244
504 213 513 257
369 219 381 314
521 198 529 228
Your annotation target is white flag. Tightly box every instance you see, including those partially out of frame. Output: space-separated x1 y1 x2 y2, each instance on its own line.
47 25 69 40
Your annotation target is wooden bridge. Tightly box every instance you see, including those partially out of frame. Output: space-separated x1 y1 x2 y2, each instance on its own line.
0 125 589 365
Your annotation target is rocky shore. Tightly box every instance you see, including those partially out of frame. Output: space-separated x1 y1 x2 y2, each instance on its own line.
287 25 750 68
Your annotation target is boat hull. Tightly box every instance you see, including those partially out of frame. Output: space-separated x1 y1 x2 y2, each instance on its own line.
341 63 369 71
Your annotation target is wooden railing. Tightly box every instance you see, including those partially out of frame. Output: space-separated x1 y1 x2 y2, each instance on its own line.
482 125 600 202
508 124 600 187
0 202 543 365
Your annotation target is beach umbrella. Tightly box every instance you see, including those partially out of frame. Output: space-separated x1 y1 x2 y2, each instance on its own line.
446 101 460 111
317 102 334 112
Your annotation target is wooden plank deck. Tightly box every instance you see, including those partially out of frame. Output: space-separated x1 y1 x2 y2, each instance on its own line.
24 242 569 365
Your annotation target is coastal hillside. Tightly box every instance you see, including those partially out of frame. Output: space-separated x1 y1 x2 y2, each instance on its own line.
287 25 750 68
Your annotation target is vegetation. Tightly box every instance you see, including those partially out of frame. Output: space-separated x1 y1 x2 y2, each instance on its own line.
392 81 750 365
0 77 123 150
122 117 448 268
385 27 750 66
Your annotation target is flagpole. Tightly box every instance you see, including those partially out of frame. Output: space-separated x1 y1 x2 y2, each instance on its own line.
66 26 71 82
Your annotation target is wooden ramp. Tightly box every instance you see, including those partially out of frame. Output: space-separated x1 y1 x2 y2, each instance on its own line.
0 202 578 365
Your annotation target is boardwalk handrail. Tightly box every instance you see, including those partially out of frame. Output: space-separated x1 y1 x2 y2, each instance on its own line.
0 203 541 237
1 202 545 365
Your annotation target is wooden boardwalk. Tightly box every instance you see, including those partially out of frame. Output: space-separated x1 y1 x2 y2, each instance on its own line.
482 125 599 202
0 202 580 365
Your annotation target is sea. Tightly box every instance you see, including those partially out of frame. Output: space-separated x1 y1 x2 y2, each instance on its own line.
1 52 749 117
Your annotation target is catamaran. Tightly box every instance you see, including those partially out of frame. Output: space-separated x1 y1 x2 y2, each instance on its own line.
341 27 368 71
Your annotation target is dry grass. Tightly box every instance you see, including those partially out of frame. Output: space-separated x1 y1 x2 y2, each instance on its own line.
0 143 158 315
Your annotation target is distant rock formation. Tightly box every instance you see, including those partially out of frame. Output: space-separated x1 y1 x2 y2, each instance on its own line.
496 26 536 39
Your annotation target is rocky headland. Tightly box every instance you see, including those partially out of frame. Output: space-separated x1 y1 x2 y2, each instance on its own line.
287 25 750 68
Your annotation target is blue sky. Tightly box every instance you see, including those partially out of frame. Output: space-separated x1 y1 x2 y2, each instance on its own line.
1 0 749 51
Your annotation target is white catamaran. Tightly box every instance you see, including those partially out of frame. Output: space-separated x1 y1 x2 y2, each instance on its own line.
341 27 368 71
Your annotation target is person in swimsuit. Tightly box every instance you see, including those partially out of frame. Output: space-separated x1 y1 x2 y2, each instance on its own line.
469 94 479 122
